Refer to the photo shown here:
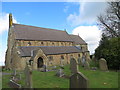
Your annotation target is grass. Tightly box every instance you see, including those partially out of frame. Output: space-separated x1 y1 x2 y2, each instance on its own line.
2 64 118 88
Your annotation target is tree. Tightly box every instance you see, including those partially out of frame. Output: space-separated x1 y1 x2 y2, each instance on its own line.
95 2 120 70
97 2 120 38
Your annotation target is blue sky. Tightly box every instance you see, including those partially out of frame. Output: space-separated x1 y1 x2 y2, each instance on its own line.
0 2 107 65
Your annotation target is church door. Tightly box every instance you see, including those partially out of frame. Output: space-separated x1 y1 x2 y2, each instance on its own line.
37 57 44 68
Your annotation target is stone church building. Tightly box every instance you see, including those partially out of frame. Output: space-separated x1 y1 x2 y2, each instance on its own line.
5 14 90 70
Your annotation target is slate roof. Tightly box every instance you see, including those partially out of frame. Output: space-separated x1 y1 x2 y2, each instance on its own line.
69 35 87 45
13 23 73 42
19 46 82 57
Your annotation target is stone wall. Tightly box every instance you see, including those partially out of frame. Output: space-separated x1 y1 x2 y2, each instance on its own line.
5 27 16 69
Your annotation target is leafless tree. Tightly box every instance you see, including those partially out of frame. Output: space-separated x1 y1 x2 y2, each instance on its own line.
97 2 120 38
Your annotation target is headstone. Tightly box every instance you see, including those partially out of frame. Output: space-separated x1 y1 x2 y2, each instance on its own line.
84 61 90 70
70 57 79 74
82 55 86 67
13 69 17 76
77 57 82 65
56 69 64 77
99 58 108 71
70 72 88 88
24 61 32 88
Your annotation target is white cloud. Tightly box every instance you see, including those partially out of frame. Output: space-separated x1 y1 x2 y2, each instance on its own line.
72 26 102 55
0 13 17 34
0 13 18 66
67 2 108 26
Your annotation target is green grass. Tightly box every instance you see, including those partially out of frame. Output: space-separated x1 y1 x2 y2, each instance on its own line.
2 64 118 88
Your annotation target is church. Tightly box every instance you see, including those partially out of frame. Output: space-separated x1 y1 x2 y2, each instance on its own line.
5 13 90 70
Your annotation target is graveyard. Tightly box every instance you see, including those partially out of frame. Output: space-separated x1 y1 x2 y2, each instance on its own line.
2 62 118 88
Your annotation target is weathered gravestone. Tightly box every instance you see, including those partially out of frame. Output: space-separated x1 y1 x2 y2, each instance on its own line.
78 57 82 66
12 69 17 76
56 69 64 77
70 57 79 74
70 72 88 89
99 58 108 71
24 61 33 88
70 57 89 88
84 61 90 70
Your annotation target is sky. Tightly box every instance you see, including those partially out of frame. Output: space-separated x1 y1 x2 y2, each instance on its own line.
0 1 108 66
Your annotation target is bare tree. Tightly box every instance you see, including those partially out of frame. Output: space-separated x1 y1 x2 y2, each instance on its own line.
97 2 120 38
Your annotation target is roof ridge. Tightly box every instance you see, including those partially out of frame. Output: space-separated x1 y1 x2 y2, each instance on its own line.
13 23 65 32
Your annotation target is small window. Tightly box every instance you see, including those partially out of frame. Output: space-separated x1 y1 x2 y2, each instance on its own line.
41 42 44 45
48 56 53 61
61 42 63 45
78 54 80 57
52 42 54 45
61 55 64 59
28 41 31 45
29 60 33 65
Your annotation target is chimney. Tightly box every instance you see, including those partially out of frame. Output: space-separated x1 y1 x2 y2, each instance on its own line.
9 13 13 28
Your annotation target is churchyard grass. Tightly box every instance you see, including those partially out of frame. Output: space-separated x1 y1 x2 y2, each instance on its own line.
2 64 118 88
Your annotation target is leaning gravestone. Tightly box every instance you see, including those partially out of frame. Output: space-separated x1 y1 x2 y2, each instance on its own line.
99 58 108 71
70 57 79 74
70 72 88 88
70 57 89 89
24 61 33 88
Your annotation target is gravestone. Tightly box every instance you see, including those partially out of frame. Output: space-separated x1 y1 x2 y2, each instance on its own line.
78 57 82 65
56 69 64 77
99 58 108 71
24 61 33 88
70 57 89 89
84 61 90 70
70 72 88 88
13 69 16 76
70 57 79 74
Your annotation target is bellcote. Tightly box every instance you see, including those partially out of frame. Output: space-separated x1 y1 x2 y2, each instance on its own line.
9 13 13 28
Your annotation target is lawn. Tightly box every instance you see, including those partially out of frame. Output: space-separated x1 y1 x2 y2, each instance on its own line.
2 64 118 88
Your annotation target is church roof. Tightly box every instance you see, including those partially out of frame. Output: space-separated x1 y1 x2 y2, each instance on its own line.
19 46 83 57
69 35 87 45
13 23 73 42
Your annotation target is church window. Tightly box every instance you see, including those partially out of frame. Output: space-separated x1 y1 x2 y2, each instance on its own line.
61 55 64 59
48 56 53 61
28 41 31 45
41 42 44 45
52 42 54 45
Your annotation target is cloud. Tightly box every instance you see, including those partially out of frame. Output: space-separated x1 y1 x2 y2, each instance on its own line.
72 26 102 54
0 13 17 34
0 13 18 66
67 2 108 26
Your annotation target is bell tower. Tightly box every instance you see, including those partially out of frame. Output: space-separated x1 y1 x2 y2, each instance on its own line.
9 13 13 28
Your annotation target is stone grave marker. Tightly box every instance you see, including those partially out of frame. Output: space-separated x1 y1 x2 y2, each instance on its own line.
70 72 88 88
78 57 82 65
56 69 64 77
70 57 89 89
99 58 108 71
24 61 33 88
13 69 17 76
84 61 90 70
70 57 79 74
